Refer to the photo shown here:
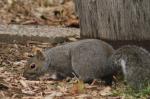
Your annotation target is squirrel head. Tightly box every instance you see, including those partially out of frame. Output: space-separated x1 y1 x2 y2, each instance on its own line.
23 50 47 80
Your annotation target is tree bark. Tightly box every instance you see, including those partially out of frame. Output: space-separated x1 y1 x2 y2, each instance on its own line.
75 0 150 41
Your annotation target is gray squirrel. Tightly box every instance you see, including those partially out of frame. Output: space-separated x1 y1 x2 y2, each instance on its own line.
107 45 150 90
23 39 116 85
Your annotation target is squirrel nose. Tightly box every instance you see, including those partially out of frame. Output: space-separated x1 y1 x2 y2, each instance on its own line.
23 71 30 79
23 71 28 79
23 73 36 80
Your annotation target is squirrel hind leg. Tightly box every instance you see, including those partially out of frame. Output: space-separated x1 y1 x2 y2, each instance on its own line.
101 75 114 86
83 79 94 84
80 77 94 84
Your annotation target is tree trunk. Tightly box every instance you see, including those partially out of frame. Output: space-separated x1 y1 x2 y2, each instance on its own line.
75 0 150 41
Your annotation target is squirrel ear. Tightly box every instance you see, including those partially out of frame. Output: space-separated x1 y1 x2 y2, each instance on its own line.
36 50 45 60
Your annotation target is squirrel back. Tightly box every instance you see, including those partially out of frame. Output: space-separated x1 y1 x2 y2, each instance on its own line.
108 45 150 90
71 39 115 84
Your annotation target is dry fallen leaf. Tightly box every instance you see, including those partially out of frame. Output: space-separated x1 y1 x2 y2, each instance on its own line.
44 91 63 99
22 89 35 95
0 83 9 90
76 94 92 99
19 80 29 88
70 80 85 95
100 86 112 96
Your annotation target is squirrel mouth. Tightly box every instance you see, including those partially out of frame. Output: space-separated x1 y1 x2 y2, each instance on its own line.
23 73 38 80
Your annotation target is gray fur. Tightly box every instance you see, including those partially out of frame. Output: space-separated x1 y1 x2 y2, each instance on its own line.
108 45 150 90
24 39 115 84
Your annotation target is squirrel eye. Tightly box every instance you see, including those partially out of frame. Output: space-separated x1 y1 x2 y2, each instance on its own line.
30 64 36 69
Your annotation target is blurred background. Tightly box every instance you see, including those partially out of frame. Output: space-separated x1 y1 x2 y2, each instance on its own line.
0 0 79 27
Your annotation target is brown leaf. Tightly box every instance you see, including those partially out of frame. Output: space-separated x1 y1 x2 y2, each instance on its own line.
0 83 9 90
19 80 29 88
99 86 112 96
70 80 85 95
